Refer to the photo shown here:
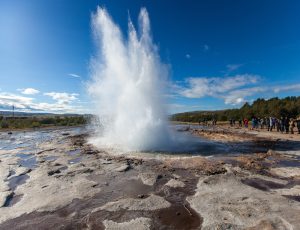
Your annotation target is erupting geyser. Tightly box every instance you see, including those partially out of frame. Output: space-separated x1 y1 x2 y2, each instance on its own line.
88 7 170 151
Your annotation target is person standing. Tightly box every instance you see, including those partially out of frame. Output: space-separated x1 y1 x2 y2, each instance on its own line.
266 117 270 131
296 116 300 134
244 118 249 128
280 117 285 133
251 117 255 130
276 118 280 132
260 118 264 129
284 117 289 134
269 117 274 131
289 118 295 134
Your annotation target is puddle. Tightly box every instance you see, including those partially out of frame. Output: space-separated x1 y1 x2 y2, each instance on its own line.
8 170 16 178
277 159 300 167
8 174 29 191
16 153 32 160
19 157 37 169
156 204 201 230
0 163 202 229
3 193 23 207
241 178 286 191
68 157 82 164
44 156 59 161
15 153 37 168
67 149 81 156
283 195 300 202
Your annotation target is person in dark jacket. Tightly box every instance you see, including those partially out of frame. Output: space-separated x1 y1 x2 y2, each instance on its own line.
284 117 289 134
280 117 285 133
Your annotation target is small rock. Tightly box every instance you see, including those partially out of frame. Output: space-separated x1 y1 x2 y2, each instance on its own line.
165 179 185 188
85 150 95 155
115 164 130 172
102 159 112 164
83 168 93 174
138 194 145 199
48 169 61 176
157 175 163 180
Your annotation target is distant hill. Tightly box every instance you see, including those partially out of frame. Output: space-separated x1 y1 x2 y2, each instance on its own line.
171 96 300 122
0 111 92 129
0 111 86 117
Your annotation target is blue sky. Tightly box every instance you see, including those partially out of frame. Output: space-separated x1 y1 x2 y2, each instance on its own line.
1 0 300 114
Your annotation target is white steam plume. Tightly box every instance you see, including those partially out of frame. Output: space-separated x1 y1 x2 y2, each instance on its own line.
88 7 170 151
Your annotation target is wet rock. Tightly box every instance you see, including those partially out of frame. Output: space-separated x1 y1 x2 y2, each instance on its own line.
47 169 61 176
99 194 171 212
247 218 295 230
103 217 151 230
115 164 130 172
241 178 286 191
0 173 101 224
270 167 300 178
273 185 300 197
164 157 226 175
101 159 112 164
14 167 31 177
82 168 93 174
172 174 181 179
187 173 300 229
36 148 56 155
0 191 14 207
157 174 163 180
165 179 185 188
138 173 159 186
85 150 96 155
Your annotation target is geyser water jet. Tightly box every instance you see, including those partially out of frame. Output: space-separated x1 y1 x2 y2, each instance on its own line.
88 7 170 151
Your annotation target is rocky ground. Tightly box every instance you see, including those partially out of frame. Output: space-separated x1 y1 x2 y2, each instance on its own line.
0 127 299 229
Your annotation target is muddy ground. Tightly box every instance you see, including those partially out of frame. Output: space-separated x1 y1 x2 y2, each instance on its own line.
0 127 300 229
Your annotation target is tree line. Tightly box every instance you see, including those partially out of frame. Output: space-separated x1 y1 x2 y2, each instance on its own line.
0 115 89 129
171 96 300 123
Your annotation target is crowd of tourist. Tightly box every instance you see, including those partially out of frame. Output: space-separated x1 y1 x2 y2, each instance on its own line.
229 116 300 134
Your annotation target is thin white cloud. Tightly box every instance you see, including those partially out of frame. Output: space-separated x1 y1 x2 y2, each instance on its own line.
226 64 242 72
180 74 260 98
0 93 34 109
18 88 40 95
222 87 266 105
0 92 85 113
44 92 79 105
68 73 81 78
273 84 300 93
176 72 300 106
203 44 209 51
185 54 191 59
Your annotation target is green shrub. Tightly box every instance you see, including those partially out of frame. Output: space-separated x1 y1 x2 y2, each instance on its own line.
31 121 41 128
1 121 9 128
